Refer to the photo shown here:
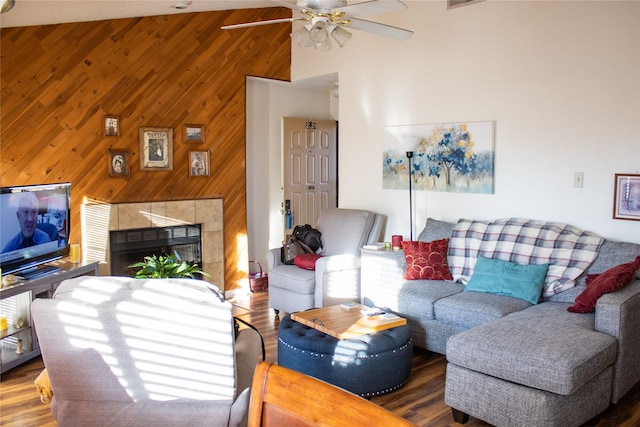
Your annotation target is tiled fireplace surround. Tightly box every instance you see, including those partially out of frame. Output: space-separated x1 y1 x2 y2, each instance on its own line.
83 199 224 289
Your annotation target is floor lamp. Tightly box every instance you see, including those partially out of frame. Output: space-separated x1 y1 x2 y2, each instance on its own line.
400 135 420 241
406 150 414 241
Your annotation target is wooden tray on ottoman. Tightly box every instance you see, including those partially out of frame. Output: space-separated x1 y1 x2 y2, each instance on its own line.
291 304 406 340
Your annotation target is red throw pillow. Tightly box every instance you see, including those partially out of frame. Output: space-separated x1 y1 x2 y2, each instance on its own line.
401 239 453 281
294 253 323 270
568 256 640 313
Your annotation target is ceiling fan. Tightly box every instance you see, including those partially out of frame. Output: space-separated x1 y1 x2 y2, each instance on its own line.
221 0 413 51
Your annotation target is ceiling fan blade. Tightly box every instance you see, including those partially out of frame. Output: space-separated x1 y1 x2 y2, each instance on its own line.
338 0 407 17
221 17 300 30
344 17 413 40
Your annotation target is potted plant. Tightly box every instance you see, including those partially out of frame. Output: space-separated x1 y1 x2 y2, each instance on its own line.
128 251 208 279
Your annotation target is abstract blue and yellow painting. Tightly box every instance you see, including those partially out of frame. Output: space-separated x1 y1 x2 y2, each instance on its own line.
383 121 494 194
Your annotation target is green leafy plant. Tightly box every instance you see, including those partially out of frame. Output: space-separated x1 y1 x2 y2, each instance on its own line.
128 252 208 279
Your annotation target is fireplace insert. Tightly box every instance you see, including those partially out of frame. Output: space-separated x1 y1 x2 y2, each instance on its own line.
109 224 202 277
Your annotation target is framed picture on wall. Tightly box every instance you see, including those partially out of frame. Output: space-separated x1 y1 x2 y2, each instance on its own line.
104 115 120 137
184 124 205 143
139 127 173 171
613 173 640 221
108 149 129 178
189 149 210 177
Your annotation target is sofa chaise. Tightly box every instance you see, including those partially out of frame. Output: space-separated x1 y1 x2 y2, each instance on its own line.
361 217 640 427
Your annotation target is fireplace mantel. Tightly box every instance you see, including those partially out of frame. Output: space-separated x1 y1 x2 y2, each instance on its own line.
82 199 224 289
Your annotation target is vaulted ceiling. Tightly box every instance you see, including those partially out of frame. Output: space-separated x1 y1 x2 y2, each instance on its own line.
0 0 276 28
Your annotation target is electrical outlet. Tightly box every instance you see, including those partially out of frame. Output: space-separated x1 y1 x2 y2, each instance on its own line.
574 172 584 188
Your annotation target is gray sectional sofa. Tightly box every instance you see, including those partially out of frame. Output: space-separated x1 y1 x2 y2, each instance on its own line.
361 218 640 427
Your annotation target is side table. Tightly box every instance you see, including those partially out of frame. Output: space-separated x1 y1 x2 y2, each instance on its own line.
360 246 408 308
0 260 99 373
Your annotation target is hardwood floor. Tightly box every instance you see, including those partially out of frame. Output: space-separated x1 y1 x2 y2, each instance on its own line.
1 290 639 426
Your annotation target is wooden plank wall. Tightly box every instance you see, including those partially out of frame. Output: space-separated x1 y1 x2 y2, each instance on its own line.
0 8 291 291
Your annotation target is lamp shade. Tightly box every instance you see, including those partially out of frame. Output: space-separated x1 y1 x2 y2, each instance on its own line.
309 21 329 43
291 26 309 47
399 134 421 153
315 38 332 51
331 26 352 48
310 22 332 51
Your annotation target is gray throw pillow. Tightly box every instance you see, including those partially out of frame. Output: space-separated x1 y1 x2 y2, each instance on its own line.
417 218 456 242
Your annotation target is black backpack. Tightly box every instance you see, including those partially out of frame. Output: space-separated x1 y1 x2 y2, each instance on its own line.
292 224 323 252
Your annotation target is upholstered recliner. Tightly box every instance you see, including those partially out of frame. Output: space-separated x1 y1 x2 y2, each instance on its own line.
31 276 263 427
266 208 385 314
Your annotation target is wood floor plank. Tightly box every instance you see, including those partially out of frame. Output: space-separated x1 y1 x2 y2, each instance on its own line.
1 290 638 426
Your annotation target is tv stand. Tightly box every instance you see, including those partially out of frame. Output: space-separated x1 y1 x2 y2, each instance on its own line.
0 259 99 374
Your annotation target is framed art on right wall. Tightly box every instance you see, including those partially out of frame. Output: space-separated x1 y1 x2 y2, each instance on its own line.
613 173 640 221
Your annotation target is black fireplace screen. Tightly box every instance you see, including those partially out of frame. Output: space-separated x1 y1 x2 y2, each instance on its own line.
109 224 202 277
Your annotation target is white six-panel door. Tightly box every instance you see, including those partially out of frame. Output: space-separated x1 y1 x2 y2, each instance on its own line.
283 117 338 235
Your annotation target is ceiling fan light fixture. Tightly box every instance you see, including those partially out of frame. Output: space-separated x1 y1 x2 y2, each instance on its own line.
308 21 329 43
331 26 352 48
314 36 332 51
223 0 413 47
291 25 313 48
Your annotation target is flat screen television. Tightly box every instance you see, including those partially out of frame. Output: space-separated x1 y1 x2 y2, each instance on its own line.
0 182 71 279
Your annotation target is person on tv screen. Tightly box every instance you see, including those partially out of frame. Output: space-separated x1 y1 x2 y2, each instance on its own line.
2 192 51 253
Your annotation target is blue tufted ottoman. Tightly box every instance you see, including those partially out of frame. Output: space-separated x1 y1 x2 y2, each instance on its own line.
278 314 413 397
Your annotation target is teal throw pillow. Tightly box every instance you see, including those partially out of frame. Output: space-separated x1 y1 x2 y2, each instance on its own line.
464 256 549 304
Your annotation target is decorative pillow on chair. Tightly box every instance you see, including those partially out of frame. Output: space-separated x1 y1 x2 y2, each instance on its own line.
464 256 549 304
401 239 453 280
567 255 640 313
294 253 324 270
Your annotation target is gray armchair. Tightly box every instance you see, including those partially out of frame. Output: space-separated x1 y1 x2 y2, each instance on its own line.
32 276 262 427
266 208 385 314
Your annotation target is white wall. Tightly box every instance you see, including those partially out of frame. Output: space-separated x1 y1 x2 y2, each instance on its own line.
246 78 333 268
290 0 640 244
